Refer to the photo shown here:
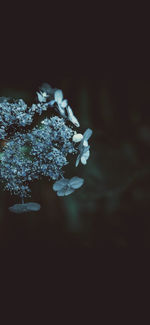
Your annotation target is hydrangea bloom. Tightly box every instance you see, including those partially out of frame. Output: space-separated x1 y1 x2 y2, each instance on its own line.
0 84 92 213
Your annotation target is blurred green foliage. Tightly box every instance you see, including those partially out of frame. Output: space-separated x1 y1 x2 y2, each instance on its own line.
0 79 150 248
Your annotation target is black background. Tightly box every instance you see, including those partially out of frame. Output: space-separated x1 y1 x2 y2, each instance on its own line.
0 4 150 251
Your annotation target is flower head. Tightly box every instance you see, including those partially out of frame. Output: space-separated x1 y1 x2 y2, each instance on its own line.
0 84 92 212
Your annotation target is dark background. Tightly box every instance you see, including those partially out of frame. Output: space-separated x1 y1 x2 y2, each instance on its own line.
0 5 150 249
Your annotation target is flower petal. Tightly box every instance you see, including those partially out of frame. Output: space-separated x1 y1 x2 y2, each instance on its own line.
57 188 66 196
64 188 75 196
61 99 68 108
66 106 80 127
75 155 80 167
69 177 84 189
81 149 90 164
83 128 93 141
83 140 88 147
53 178 69 191
57 186 74 196
81 157 87 165
72 133 83 143
9 203 28 213
36 91 46 103
54 90 63 104
8 202 41 213
25 202 41 211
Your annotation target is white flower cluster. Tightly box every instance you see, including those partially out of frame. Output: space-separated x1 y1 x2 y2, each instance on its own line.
0 84 92 213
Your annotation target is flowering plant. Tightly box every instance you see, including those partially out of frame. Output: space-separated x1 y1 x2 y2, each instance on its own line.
0 84 92 213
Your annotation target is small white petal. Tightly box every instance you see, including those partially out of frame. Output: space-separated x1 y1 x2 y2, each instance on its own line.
72 133 83 143
37 91 46 103
81 157 87 165
48 100 55 106
66 106 80 127
57 105 66 117
83 140 88 147
61 99 68 108
83 128 93 141
75 155 80 167
54 89 63 104
81 149 90 165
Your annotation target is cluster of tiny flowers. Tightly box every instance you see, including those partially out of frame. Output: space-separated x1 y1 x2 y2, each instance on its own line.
0 133 38 197
0 84 92 212
0 98 33 139
0 117 75 198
